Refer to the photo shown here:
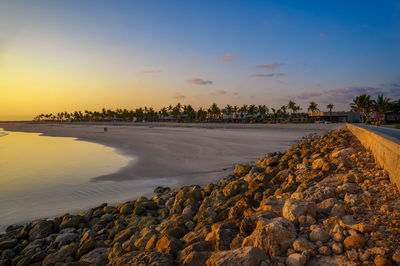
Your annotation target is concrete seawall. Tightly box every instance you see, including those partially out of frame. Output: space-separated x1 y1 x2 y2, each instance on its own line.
346 123 400 190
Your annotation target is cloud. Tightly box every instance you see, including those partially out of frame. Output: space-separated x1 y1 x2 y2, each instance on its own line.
173 92 186 100
318 33 327 39
217 89 227 95
186 78 213 85
250 73 275 78
253 62 282 70
219 53 238 62
140 70 162 74
296 92 323 100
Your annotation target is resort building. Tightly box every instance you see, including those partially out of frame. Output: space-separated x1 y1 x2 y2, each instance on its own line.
308 111 361 123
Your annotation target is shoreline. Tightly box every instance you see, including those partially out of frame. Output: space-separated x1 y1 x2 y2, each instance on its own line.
1 127 399 265
0 122 341 184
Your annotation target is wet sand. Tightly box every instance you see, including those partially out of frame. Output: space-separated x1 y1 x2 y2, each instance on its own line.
1 122 342 186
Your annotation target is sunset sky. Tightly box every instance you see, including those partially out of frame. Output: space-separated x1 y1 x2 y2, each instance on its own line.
1 0 399 120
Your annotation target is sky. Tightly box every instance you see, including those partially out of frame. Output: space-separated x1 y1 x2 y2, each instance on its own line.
0 0 399 120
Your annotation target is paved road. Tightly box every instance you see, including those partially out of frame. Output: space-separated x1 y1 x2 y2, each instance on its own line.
356 124 400 140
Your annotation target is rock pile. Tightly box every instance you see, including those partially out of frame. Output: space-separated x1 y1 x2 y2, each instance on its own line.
1 128 400 265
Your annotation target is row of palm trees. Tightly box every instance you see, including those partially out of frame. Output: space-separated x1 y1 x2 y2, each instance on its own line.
33 94 399 123
350 94 400 123
33 100 332 122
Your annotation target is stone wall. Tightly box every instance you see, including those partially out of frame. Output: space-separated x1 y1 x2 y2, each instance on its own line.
346 123 400 190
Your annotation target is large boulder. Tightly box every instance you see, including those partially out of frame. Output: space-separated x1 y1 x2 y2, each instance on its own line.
205 247 268 266
29 220 56 241
242 217 296 256
205 221 238 251
282 199 316 222
286 253 307 266
42 243 78 265
155 235 184 256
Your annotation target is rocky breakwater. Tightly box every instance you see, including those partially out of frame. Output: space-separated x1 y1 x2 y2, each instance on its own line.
1 128 400 266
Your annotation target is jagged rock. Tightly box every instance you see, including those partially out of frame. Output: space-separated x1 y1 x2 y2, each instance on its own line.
233 164 251 177
42 243 78 265
282 199 316 222
205 221 238 251
206 247 268 266
60 215 81 229
28 220 56 241
119 202 133 215
182 251 211 266
155 235 184 256
332 243 343 254
242 217 296 256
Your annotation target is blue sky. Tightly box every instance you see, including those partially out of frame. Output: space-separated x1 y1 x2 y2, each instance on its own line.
0 0 399 119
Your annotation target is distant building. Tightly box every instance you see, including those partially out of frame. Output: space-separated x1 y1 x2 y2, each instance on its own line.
309 111 361 123
385 111 400 123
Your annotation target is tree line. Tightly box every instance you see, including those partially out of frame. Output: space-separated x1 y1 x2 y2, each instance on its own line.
33 94 399 123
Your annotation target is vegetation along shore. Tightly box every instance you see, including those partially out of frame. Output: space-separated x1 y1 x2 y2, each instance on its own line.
1 127 399 265
32 94 400 124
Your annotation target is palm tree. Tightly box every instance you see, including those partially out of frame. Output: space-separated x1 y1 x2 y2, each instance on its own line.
327 104 334 122
350 94 373 123
209 103 220 120
373 94 391 115
287 100 297 118
197 108 207 121
257 105 268 119
308 101 319 113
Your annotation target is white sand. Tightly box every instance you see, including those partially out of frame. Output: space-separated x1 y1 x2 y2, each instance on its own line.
1 122 342 186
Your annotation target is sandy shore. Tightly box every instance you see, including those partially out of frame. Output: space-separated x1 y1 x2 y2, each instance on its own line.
0 122 342 186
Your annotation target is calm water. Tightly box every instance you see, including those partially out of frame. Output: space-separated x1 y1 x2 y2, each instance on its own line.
0 129 171 231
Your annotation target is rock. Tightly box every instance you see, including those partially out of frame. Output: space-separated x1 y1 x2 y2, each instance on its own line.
346 249 359 261
330 204 346 217
109 251 173 265
0 239 17 249
311 158 325 170
28 220 55 240
286 253 307 266
351 223 375 233
60 215 81 229
205 221 238 251
319 246 332 256
80 248 108 265
54 232 79 244
223 180 247 198
154 186 170 194
155 235 184 256
182 251 211 266
42 243 78 265
119 202 133 215
206 247 268 266
242 217 296 257
332 243 343 254
331 148 354 159
77 238 96 258
374 255 392 266
233 164 251 177
309 228 330 243
307 255 354 266
258 199 285 215
337 183 360 194
282 199 316 222
343 234 366 249
293 238 316 252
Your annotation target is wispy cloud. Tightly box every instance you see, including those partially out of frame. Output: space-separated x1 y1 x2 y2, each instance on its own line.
318 33 327 40
253 62 282 70
186 78 213 85
217 89 227 95
140 70 162 74
219 53 238 63
296 92 323 100
250 73 275 78
173 92 186 100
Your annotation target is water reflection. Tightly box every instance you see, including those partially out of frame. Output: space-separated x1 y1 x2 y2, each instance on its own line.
0 129 141 230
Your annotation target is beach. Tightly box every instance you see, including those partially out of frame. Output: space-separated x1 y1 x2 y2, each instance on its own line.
1 126 399 265
0 122 341 186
